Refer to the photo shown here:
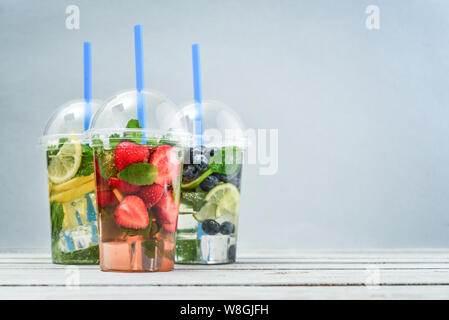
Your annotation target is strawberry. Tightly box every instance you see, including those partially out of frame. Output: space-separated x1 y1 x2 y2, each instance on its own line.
108 177 141 194
96 190 118 207
149 145 180 186
114 141 150 171
139 184 164 208
114 195 149 229
153 190 179 231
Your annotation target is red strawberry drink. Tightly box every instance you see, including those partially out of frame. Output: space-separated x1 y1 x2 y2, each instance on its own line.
93 130 183 272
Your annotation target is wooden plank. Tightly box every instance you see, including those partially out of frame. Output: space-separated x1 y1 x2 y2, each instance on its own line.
0 267 449 286
1 263 449 271
1 285 449 300
2 248 449 257
1 249 449 299
2 249 449 259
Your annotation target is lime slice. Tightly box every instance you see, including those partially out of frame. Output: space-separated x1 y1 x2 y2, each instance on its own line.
193 202 217 222
47 138 82 184
205 183 240 219
192 183 240 222
181 168 213 190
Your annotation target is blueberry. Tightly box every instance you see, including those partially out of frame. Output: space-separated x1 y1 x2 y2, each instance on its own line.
213 167 242 185
213 172 232 182
207 147 219 159
199 175 219 191
202 219 220 235
220 221 235 235
183 164 199 181
228 245 236 261
193 154 208 171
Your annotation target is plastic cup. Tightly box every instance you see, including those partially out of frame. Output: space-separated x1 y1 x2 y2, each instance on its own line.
173 100 246 264
89 90 188 272
39 100 101 264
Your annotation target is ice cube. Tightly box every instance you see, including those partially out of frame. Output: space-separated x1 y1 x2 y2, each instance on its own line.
177 213 198 233
101 241 131 270
61 192 97 232
58 222 98 253
200 235 230 263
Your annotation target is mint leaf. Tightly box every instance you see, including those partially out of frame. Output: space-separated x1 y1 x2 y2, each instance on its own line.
46 138 69 162
119 224 151 238
109 133 121 149
159 130 177 147
208 147 242 175
50 201 64 239
142 239 164 259
91 134 104 153
150 220 161 237
52 243 99 264
97 150 117 179
58 137 69 148
142 240 157 258
118 163 158 185
146 138 161 148
75 144 94 177
126 119 142 129
182 190 207 211
47 145 58 156
124 119 143 144
119 210 160 239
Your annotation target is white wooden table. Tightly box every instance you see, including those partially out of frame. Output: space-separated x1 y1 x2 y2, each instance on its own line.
1 249 449 299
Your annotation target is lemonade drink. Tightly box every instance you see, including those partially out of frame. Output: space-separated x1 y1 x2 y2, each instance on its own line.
47 137 99 264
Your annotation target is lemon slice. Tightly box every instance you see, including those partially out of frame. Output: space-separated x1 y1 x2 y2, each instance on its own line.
50 180 95 203
47 138 82 184
51 173 94 193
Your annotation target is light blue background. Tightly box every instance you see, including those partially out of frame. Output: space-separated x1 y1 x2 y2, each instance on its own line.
1 0 448 249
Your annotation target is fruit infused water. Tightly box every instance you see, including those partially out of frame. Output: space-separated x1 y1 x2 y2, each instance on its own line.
175 45 246 264
41 100 102 264
88 82 188 271
176 145 243 264
91 26 187 271
92 121 183 272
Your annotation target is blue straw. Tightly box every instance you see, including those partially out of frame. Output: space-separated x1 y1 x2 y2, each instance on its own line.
192 44 205 240
134 25 146 137
83 42 92 131
192 44 204 146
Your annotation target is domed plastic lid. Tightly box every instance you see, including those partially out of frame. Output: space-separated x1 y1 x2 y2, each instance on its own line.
39 99 101 147
175 100 246 148
89 89 188 146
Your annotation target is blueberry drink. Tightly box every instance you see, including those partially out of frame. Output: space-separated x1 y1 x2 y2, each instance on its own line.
175 145 242 264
